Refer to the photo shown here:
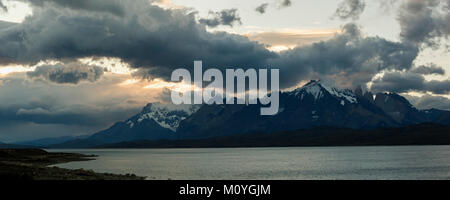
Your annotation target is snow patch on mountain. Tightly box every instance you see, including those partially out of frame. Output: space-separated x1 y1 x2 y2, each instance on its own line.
127 103 200 132
302 83 324 99
292 80 358 103
126 121 134 128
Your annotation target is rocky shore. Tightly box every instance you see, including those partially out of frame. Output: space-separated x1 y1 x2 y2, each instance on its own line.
0 149 145 180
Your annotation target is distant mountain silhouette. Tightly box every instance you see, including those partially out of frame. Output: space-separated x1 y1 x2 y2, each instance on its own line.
0 142 34 149
49 80 450 148
15 136 89 147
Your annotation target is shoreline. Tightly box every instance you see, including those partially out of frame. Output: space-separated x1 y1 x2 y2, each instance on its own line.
48 143 450 151
0 149 145 180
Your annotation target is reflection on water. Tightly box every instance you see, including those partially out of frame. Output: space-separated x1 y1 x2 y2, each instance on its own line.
49 146 450 180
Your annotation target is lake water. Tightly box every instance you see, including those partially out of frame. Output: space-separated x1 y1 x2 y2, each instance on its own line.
49 146 450 180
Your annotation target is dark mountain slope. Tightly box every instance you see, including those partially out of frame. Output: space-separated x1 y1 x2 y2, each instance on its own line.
101 123 450 148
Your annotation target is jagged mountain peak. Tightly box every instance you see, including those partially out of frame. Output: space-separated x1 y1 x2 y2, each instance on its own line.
141 102 200 115
127 103 201 132
375 93 413 107
289 80 358 104
373 92 420 123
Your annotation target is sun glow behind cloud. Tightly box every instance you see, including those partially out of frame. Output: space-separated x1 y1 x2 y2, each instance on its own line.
119 79 141 86
152 0 185 10
143 79 198 95
245 28 339 52
0 0 32 23
144 79 177 89
266 45 295 52
0 65 35 76
79 57 136 75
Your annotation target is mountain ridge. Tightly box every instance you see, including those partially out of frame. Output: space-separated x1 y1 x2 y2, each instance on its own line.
48 80 450 148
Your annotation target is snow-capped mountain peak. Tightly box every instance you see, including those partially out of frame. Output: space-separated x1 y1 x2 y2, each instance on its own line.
127 103 200 132
291 80 358 103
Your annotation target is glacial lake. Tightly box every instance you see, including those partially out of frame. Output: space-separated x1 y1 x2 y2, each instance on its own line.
49 146 450 180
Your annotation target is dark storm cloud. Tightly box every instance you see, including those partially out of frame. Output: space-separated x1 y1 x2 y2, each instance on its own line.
271 24 419 88
371 71 425 93
425 80 450 94
370 71 450 94
256 1 290 13
199 8 242 28
27 62 105 84
280 0 292 8
17 0 125 16
0 1 271 79
334 0 366 20
0 0 424 89
411 64 446 75
398 0 450 47
255 3 269 14
407 94 450 110
0 21 15 31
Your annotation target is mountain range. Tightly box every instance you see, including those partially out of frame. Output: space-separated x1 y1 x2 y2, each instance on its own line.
46 80 450 148
15 135 90 147
0 140 33 149
99 123 450 148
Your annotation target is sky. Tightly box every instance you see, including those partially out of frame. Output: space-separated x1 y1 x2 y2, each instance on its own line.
0 0 449 142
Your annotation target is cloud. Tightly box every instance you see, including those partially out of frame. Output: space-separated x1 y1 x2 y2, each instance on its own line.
271 24 419 88
256 1 290 13
153 0 184 9
16 0 125 16
27 62 105 84
0 0 427 90
370 71 450 94
404 94 450 110
415 95 450 110
398 0 450 47
279 0 292 8
411 63 446 75
10 99 143 128
0 1 7 12
426 80 450 94
0 71 165 141
0 20 15 30
0 88 133 128
255 3 269 14
334 0 366 20
0 1 272 78
199 8 242 28
370 71 425 93
246 29 337 49
377 0 400 13
0 102 141 141
0 0 449 141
